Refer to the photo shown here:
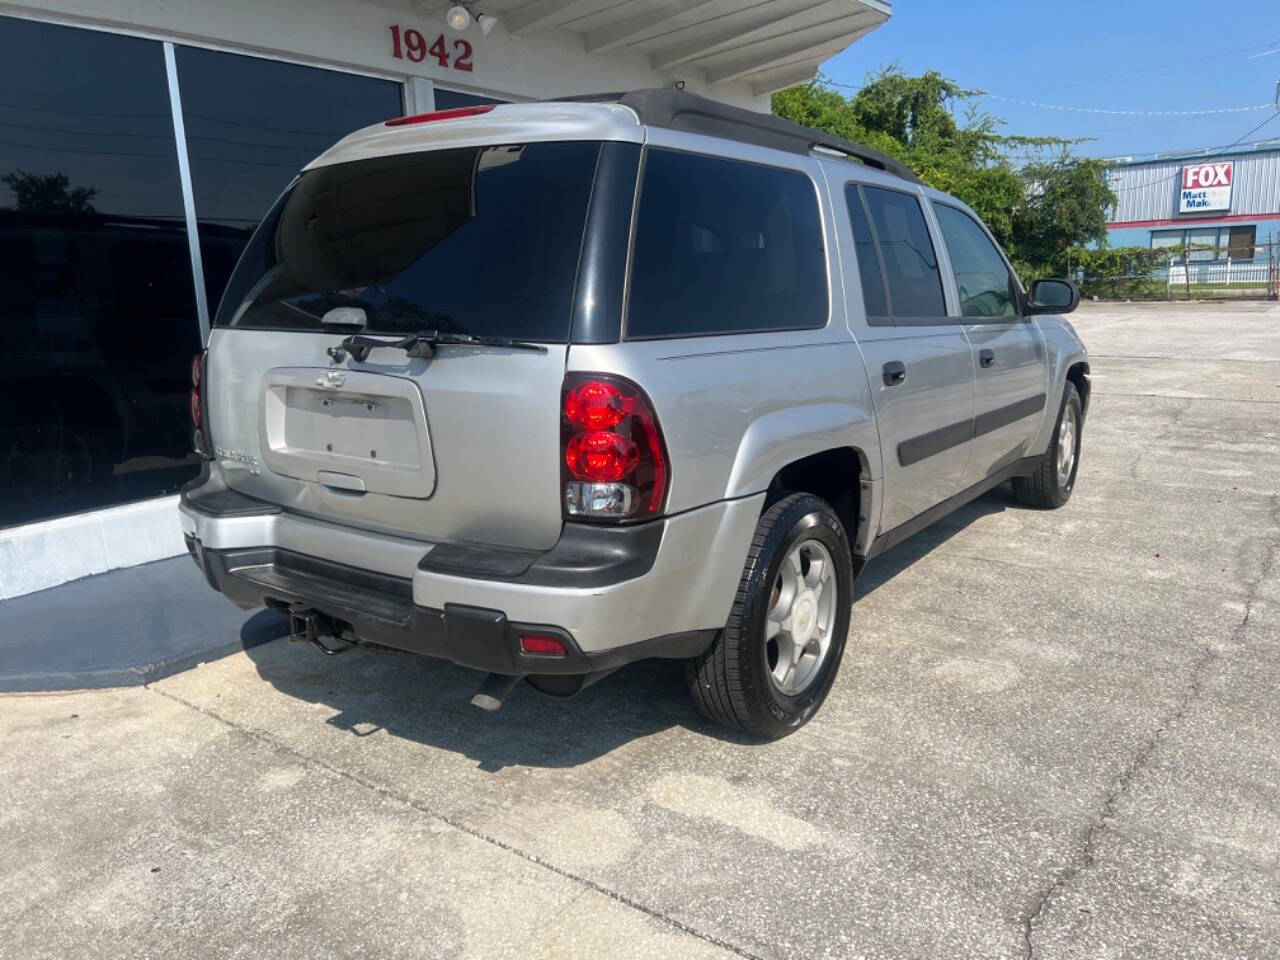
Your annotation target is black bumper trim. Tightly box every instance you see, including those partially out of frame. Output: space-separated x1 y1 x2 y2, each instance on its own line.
180 471 280 518
417 520 664 588
194 545 711 676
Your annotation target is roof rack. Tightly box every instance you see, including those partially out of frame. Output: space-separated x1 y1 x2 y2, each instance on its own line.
553 89 920 184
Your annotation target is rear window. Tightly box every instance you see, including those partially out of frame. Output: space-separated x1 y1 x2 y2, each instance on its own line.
214 140 601 341
625 149 827 339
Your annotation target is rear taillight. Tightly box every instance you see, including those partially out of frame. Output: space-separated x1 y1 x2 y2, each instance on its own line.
561 374 668 521
190 350 212 459
384 105 495 127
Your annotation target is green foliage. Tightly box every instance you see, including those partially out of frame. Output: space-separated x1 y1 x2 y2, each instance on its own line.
0 169 97 213
1013 156 1113 276
772 69 1115 279
1067 245 1172 299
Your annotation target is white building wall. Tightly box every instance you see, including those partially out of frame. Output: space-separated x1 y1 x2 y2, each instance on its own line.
0 0 770 110
0 0 784 598
1107 146 1280 223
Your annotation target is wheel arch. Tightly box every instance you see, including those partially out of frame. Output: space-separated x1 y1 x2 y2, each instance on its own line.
1066 360 1090 419
764 446 875 561
1029 347 1089 457
721 402 881 558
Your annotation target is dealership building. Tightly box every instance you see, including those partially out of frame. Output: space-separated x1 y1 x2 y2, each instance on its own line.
0 0 891 598
1104 140 1280 263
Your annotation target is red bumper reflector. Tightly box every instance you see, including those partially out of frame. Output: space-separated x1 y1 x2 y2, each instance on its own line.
519 633 567 657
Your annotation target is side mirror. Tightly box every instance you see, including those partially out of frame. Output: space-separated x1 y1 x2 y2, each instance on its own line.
1025 278 1079 315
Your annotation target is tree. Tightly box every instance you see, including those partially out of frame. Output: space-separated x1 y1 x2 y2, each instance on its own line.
773 69 1115 278
1012 154 1113 275
0 170 97 213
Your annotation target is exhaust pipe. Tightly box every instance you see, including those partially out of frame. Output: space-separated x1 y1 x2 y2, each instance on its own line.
470 672 523 711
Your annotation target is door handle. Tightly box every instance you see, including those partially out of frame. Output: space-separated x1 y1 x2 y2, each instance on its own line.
979 349 997 369
882 361 906 386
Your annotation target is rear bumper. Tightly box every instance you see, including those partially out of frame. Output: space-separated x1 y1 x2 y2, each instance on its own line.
179 477 761 672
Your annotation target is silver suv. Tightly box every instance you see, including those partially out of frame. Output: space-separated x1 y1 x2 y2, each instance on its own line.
179 91 1089 739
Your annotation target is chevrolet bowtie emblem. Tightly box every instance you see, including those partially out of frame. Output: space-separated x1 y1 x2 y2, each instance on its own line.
315 371 347 389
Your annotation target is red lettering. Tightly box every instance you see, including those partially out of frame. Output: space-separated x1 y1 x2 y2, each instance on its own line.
428 33 449 68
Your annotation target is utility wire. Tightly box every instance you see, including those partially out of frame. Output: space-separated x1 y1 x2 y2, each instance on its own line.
1226 110 1280 148
815 76 1274 121
983 94 1274 117
1010 39 1280 97
1103 113 1280 196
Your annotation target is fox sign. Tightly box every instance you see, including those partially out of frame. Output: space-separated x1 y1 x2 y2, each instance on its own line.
1179 161 1233 214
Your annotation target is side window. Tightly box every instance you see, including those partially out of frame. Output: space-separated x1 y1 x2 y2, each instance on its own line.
860 186 946 319
844 185 888 318
934 204 1018 318
626 149 828 339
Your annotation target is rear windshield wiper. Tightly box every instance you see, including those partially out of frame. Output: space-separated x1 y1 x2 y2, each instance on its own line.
327 330 548 363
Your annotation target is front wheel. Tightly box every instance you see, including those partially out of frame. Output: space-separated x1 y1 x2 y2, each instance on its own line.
1013 380 1083 509
687 493 853 739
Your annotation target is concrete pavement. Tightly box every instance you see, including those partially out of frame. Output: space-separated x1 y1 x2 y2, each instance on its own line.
2 300 1278 959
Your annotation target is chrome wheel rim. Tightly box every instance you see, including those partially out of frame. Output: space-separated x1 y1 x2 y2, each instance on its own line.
1057 402 1078 490
765 539 838 697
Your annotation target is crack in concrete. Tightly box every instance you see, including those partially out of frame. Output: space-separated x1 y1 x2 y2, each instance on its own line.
1021 493 1280 959
146 684 766 960
1100 392 1280 406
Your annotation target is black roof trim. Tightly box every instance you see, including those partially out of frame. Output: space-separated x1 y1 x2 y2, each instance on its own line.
553 89 920 184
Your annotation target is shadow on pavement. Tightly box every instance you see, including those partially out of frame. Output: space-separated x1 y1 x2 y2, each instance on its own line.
855 487 1012 600
238 486 1018 770
242 622 756 770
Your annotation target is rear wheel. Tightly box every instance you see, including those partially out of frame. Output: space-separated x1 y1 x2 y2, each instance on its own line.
1013 381 1083 509
687 493 853 739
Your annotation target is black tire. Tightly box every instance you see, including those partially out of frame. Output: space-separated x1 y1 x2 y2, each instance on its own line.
1012 381 1083 509
686 493 853 740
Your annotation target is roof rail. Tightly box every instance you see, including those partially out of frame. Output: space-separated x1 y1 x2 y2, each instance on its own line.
552 89 920 184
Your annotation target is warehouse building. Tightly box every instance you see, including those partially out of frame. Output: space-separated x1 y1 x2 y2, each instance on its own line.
0 0 891 598
1104 140 1280 267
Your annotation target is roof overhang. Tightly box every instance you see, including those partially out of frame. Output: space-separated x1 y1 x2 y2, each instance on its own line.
483 0 891 96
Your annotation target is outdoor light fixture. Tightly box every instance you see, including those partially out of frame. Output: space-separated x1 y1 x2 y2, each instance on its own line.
476 13 498 36
446 4 471 31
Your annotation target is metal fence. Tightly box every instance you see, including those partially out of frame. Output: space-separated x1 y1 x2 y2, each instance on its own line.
1165 242 1279 294
1078 241 1279 300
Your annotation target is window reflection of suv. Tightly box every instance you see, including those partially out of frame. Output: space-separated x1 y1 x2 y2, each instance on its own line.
179 91 1089 739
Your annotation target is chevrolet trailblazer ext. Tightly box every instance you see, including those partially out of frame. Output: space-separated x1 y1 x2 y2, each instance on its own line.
179 91 1089 739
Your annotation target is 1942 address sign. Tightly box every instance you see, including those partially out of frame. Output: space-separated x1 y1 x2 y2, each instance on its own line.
389 25 473 71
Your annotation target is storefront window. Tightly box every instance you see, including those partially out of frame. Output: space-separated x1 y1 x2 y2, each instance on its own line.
1227 226 1257 261
1187 227 1220 262
174 47 404 316
434 88 506 109
0 16 201 527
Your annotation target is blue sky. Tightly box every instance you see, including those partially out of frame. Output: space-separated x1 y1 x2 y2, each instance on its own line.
819 0 1280 159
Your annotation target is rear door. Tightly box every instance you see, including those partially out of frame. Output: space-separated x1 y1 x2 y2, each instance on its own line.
206 139 605 551
838 181 975 533
931 202 1048 483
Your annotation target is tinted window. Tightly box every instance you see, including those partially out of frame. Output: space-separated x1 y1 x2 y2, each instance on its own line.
0 16 201 527
217 141 601 342
626 150 827 338
845 185 887 317
934 204 1017 318
434 89 505 108
175 46 403 315
861 186 945 318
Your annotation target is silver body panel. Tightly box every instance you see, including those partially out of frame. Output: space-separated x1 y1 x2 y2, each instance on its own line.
183 103 1089 657
207 328 570 550
179 495 762 654
307 103 644 170
851 324 975 530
